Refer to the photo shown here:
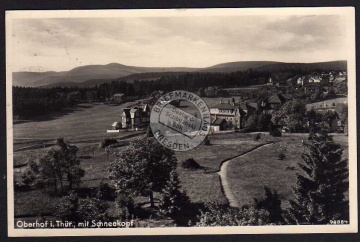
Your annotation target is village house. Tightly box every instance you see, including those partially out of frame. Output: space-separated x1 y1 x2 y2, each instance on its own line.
297 76 305 86
267 77 273 86
262 93 293 111
209 99 245 132
309 76 322 83
121 104 151 129
306 101 348 133
113 93 125 103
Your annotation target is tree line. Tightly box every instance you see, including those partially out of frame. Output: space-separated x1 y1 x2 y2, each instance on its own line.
13 86 87 119
13 68 345 119
13 70 275 118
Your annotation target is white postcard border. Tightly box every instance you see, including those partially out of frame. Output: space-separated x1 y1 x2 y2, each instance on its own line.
6 7 357 236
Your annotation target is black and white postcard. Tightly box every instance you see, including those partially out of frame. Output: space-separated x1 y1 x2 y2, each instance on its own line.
6 7 357 236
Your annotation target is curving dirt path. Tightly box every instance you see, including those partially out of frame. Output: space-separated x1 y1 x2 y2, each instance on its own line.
217 142 275 208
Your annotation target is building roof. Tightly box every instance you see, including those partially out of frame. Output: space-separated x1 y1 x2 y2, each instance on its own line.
130 108 139 113
239 102 247 111
211 102 237 109
267 94 283 104
247 102 259 110
212 118 226 126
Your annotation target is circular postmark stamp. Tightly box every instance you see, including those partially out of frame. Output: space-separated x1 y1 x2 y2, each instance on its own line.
150 90 211 151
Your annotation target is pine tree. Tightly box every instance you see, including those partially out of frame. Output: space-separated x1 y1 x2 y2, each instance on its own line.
158 170 190 217
145 125 154 137
254 186 284 224
287 133 349 224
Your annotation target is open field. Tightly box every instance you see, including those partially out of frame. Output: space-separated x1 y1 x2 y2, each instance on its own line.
173 132 294 205
12 96 238 143
13 102 140 142
226 133 349 209
175 138 268 204
306 97 347 110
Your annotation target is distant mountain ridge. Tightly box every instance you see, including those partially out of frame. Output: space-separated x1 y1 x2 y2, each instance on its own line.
12 60 347 88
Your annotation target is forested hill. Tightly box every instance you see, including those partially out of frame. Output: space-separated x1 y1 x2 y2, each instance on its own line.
12 63 199 87
13 70 271 119
13 60 347 88
39 72 191 88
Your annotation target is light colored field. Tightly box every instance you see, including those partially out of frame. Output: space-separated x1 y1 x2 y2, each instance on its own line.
226 134 349 208
306 97 348 110
13 102 139 142
175 133 270 204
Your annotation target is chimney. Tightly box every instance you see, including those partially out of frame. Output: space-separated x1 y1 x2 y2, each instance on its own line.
227 100 230 104
220 100 223 104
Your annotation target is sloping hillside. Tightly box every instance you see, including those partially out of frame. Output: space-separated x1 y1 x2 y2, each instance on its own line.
13 60 347 87
13 63 199 87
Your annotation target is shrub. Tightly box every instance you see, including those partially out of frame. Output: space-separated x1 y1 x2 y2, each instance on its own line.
258 113 272 131
254 186 284 224
158 171 190 217
253 133 261 141
204 136 210 145
181 158 202 170
116 193 135 219
21 169 36 188
146 126 154 137
99 138 118 148
14 180 22 191
97 181 116 201
285 166 295 171
56 191 109 224
196 201 270 226
269 128 282 137
278 152 286 160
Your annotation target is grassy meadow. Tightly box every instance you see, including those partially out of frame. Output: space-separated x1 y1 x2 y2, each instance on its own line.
175 135 269 204
13 102 140 142
226 133 349 209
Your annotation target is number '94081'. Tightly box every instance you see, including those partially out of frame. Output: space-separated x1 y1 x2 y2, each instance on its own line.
330 220 348 224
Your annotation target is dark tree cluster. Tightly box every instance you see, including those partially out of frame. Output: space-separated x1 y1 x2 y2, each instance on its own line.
13 86 84 118
23 138 85 194
95 70 272 98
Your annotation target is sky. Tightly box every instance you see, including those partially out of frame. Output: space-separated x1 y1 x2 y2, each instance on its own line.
11 14 348 72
